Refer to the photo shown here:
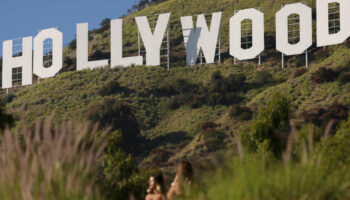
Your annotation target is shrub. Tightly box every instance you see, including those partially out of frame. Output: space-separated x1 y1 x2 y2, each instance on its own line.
64 56 74 67
101 130 155 200
94 18 111 34
1 93 16 104
165 72 246 109
338 72 350 84
254 70 274 85
86 97 140 150
293 68 308 78
301 102 348 129
201 121 218 132
173 78 197 94
310 67 339 84
229 105 253 121
249 92 291 156
206 71 246 107
99 80 128 96
200 121 226 150
0 103 14 131
154 82 176 97
91 50 110 61
68 38 76 50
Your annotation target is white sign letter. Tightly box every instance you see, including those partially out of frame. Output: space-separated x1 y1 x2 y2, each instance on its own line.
33 28 63 78
2 37 32 89
111 19 143 68
77 23 108 70
181 12 222 66
317 0 350 47
230 8 264 61
135 13 171 66
276 3 312 56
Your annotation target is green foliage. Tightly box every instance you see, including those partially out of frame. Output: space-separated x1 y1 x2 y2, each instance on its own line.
320 117 350 171
189 154 350 200
229 105 253 121
248 92 291 156
0 102 14 131
165 71 246 109
98 80 129 96
293 67 308 78
1 93 16 104
101 130 161 200
199 121 226 150
301 102 349 128
86 97 140 149
310 67 339 84
68 38 76 50
254 70 274 85
95 18 111 34
338 71 350 84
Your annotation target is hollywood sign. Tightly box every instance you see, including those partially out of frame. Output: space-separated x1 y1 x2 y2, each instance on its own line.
2 0 350 89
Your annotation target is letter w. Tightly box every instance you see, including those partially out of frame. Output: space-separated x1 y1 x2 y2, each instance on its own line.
181 12 222 66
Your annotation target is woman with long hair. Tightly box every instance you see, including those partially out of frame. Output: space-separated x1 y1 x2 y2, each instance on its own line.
145 174 166 200
167 161 194 200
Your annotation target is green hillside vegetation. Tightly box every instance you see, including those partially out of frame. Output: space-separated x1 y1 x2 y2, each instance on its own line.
2 0 350 199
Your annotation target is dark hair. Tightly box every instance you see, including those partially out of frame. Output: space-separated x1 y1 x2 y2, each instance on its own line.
154 174 166 194
177 161 194 183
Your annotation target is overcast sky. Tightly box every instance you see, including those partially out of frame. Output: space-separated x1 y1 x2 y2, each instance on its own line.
0 0 136 51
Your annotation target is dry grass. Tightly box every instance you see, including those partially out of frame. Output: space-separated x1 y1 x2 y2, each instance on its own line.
0 118 106 200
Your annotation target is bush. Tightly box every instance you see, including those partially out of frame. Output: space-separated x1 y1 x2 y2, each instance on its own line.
338 72 350 84
310 67 339 84
91 50 110 61
254 70 274 85
100 130 156 200
248 92 291 156
68 39 76 50
229 105 253 121
154 82 176 97
199 121 226 150
0 103 14 131
293 68 308 78
94 18 111 34
86 97 140 150
173 78 198 94
301 102 348 129
1 93 16 104
99 80 128 96
201 121 218 132
165 72 246 109
206 71 246 107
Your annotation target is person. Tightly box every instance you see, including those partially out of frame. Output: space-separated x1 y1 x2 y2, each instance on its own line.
145 174 166 200
167 161 194 200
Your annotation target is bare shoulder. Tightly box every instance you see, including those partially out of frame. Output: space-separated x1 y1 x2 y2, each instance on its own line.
145 194 153 200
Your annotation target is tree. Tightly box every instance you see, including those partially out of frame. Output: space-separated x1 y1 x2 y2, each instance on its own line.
0 102 14 131
86 97 140 150
101 130 157 200
249 92 291 156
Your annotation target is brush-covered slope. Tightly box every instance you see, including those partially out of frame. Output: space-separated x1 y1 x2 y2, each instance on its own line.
4 0 350 167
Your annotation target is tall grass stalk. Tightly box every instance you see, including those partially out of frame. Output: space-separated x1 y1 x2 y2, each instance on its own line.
0 119 106 200
187 121 350 200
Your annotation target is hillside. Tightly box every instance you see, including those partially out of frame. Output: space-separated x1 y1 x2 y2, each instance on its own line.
4 0 350 173
2 0 350 199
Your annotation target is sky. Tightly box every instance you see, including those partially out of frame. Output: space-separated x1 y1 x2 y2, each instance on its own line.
0 0 136 52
